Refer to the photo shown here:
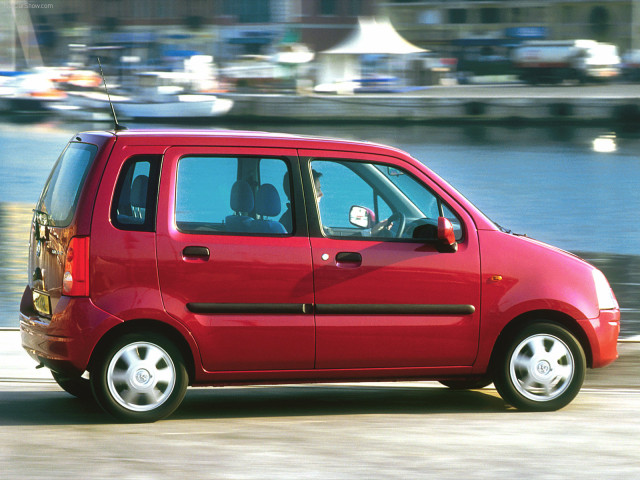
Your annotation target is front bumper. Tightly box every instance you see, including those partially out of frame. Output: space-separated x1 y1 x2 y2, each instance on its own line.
579 308 620 368
586 67 620 78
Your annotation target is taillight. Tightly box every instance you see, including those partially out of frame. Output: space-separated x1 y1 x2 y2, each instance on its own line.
62 236 89 296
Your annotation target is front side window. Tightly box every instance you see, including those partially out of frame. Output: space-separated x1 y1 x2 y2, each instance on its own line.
37 142 97 227
175 156 292 235
310 159 462 241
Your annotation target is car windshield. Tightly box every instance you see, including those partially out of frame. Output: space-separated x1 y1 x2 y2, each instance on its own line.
418 165 507 233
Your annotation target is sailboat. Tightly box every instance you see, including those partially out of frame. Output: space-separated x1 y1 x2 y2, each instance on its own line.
0 2 66 113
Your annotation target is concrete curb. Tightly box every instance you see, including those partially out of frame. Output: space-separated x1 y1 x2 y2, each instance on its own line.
218 92 640 124
619 335 640 343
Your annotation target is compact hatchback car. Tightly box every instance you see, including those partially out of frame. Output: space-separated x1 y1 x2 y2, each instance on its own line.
20 129 620 422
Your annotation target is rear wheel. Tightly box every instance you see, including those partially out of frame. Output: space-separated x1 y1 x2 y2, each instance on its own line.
493 322 586 411
90 332 188 423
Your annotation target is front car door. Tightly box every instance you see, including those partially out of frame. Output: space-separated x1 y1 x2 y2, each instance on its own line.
299 149 481 369
156 146 314 372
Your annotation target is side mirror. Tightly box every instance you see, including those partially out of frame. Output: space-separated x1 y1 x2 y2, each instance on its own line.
349 205 376 228
438 217 458 252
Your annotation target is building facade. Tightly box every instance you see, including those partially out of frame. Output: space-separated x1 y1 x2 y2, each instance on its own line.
381 1 639 53
7 0 377 66
7 0 639 70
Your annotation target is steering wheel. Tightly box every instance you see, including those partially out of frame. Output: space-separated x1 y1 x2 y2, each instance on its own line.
375 211 406 238
388 211 407 238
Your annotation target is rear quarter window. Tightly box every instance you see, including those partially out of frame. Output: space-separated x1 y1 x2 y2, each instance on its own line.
36 142 98 227
111 155 161 232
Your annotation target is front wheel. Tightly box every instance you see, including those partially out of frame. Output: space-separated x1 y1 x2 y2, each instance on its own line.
91 332 188 422
493 322 586 411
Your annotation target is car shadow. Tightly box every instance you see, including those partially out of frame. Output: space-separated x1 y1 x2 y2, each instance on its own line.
171 385 508 421
0 388 108 426
0 384 508 426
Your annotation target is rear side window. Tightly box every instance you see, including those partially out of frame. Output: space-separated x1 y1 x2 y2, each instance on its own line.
111 155 161 232
36 142 97 227
175 156 292 235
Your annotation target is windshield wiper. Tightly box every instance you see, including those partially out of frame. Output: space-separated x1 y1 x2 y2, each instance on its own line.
495 222 511 234
495 222 528 237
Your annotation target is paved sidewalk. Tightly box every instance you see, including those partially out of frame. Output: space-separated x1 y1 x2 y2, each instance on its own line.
2 328 638 388
0 329 52 382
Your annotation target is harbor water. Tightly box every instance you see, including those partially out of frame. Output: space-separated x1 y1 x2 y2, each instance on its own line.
1 118 638 336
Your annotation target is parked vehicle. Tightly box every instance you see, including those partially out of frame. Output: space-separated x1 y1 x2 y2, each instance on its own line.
20 129 620 422
621 49 640 82
512 40 620 84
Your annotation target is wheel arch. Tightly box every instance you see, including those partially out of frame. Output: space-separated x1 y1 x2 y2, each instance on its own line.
87 319 197 384
489 310 593 370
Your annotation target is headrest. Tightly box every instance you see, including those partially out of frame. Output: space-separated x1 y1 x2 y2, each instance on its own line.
130 175 148 208
282 172 291 199
230 180 254 213
255 184 281 217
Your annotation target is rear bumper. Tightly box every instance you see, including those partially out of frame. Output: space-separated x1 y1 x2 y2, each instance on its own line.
20 314 81 375
20 293 122 375
579 308 620 369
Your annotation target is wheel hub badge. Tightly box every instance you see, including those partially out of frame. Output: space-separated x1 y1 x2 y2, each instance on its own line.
536 360 551 376
134 369 151 386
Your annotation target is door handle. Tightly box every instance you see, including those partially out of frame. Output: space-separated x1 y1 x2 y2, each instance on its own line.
182 246 210 261
335 252 362 268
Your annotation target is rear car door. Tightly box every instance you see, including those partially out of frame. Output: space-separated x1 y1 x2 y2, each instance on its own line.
156 146 315 372
300 150 482 369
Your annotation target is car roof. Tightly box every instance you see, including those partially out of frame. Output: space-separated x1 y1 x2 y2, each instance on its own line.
79 128 410 158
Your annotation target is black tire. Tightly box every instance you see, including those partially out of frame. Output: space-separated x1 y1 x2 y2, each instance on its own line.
90 332 188 423
51 371 93 400
439 377 492 390
493 322 586 411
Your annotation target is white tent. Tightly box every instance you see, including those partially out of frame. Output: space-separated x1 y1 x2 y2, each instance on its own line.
322 17 426 56
317 17 427 89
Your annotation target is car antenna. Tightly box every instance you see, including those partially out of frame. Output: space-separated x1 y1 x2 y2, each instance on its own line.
97 57 127 132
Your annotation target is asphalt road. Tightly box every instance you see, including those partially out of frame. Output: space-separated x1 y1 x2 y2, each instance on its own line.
1 383 638 479
1 344 638 480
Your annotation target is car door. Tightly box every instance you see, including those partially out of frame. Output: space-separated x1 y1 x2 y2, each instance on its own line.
299 150 481 369
156 146 315 372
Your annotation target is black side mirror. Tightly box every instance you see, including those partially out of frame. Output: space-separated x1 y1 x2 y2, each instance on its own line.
412 217 458 252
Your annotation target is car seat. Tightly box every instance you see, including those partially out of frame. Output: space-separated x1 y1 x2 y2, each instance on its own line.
250 183 287 234
225 180 255 232
129 175 148 223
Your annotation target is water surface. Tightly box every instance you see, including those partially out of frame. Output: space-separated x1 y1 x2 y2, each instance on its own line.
1 119 637 334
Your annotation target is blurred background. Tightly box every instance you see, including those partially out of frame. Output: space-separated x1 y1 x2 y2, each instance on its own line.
0 0 639 334
2 0 640 102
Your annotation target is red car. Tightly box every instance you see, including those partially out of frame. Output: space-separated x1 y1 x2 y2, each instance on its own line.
20 129 620 422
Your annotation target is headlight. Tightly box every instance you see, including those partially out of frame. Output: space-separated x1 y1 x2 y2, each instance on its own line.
592 269 618 310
